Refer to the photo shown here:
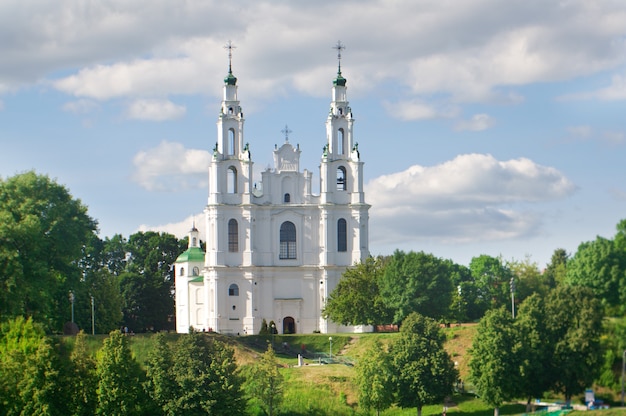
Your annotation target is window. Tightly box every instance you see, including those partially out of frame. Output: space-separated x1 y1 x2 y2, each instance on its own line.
192 266 200 276
337 218 347 252
228 128 235 155
228 284 239 296
337 166 347 191
192 237 197 246
338 128 345 155
284 193 290 203
227 166 237 193
228 219 238 252
180 267 185 276
279 221 297 259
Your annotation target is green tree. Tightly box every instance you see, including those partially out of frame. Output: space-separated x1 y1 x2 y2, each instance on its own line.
566 228 626 315
0 172 97 331
380 250 455 323
469 308 518 416
391 312 458 416
355 340 394 416
96 330 144 416
0 317 68 415
514 294 552 411
545 285 604 402
68 331 98 416
508 256 546 304
470 255 513 314
543 248 569 289
324 256 393 326
170 331 245 415
120 231 185 332
144 332 176 415
244 344 284 416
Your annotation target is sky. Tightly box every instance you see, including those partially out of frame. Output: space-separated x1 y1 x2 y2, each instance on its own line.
1 0 625 269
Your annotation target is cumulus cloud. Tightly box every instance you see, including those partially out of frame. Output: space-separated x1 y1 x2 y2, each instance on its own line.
383 99 459 121
366 154 577 245
455 113 495 131
138 213 205 239
127 98 186 121
131 141 210 191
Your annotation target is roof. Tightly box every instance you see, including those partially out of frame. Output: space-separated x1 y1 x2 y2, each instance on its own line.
175 246 205 263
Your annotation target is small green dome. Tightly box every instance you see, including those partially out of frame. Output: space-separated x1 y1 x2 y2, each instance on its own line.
333 71 346 87
224 71 237 86
175 246 205 263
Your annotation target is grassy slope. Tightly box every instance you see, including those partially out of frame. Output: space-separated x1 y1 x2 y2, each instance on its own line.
58 326 626 415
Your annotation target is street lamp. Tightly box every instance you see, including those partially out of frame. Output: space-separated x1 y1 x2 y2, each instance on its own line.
329 336 333 362
510 277 516 319
622 349 626 407
271 323 275 348
91 295 95 335
69 291 75 323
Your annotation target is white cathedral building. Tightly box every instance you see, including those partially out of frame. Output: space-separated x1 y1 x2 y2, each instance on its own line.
175 46 370 335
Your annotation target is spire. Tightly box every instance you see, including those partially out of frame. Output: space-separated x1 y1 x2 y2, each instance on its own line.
332 40 346 87
281 124 292 142
223 40 237 86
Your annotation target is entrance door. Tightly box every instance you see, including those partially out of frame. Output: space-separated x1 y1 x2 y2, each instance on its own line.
283 316 296 334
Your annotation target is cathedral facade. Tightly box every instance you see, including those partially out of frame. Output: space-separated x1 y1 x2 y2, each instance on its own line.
175 49 370 335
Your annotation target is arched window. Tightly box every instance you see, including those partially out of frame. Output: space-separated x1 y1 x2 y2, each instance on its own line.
284 193 290 203
228 284 239 296
228 219 238 252
337 166 347 191
337 218 347 252
179 267 185 276
192 237 197 246
192 266 200 276
228 128 235 155
279 221 297 259
338 128 345 155
227 166 237 193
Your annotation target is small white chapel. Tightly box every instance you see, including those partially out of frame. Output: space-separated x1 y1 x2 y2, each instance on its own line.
175 42 370 335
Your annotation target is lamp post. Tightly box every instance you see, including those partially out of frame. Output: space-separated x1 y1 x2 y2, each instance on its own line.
90 295 95 335
622 349 626 407
510 277 516 319
69 291 75 323
271 323 275 348
329 336 333 362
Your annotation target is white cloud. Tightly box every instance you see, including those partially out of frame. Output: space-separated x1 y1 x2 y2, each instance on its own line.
131 141 210 191
366 154 577 245
127 98 186 121
383 99 459 121
138 213 205 239
455 114 495 131
62 98 99 114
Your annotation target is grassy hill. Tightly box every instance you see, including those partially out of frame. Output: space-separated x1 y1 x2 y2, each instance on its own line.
58 325 626 415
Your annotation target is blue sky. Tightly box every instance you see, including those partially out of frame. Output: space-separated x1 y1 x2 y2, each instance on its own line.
1 0 625 268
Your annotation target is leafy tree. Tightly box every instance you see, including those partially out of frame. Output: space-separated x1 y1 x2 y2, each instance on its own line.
470 255 513 315
68 331 98 416
244 344 284 416
391 312 457 416
469 308 518 416
543 248 569 289
324 256 393 326
380 250 455 323
0 317 68 415
144 332 176 415
96 330 144 416
566 228 626 315
170 331 245 415
508 256 546 304
120 231 185 332
0 171 97 331
355 340 394 416
514 294 552 411
544 285 604 402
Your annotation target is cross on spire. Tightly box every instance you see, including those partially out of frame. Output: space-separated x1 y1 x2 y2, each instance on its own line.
333 40 345 73
281 124 293 142
224 40 236 74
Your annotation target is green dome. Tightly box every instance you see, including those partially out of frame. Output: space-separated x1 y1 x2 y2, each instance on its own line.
224 71 237 86
175 246 205 263
333 70 346 87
